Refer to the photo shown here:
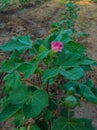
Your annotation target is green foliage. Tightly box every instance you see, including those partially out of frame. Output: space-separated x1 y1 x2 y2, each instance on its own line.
0 104 23 122
0 0 31 10
52 0 80 31
60 66 85 80
4 72 21 89
0 0 9 9
52 117 95 130
23 89 48 118
92 0 97 3
0 1 97 130
17 62 37 79
51 0 88 40
0 35 33 52
30 125 41 130
20 127 26 130
0 86 48 122
0 0 50 10
64 79 97 104
63 0 80 29
19 0 30 5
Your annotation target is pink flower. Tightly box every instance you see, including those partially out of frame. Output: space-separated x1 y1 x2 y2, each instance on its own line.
51 41 63 52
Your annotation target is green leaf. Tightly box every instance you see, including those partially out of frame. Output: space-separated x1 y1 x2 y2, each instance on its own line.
60 108 74 119
43 109 53 120
80 84 97 103
8 84 31 104
30 124 41 130
51 20 65 27
80 58 96 65
92 88 97 97
10 50 21 60
65 41 86 54
61 54 80 68
81 65 92 71
1 59 21 72
23 89 48 118
64 81 78 90
49 99 57 111
43 67 59 85
56 52 80 67
0 104 22 122
76 31 88 38
37 51 49 62
45 33 58 48
55 30 73 43
36 38 44 46
85 78 94 89
52 117 95 130
17 62 37 79
4 72 21 89
13 112 24 126
60 66 85 80
0 35 32 52
18 35 32 46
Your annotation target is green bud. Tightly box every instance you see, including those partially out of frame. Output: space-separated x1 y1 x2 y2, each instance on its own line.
49 50 55 57
39 45 47 52
67 87 75 95
64 95 78 108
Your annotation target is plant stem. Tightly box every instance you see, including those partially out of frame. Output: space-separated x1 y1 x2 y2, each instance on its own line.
68 109 70 122
48 120 52 130
46 80 49 95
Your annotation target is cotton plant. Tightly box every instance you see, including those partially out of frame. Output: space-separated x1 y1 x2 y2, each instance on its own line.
0 32 97 130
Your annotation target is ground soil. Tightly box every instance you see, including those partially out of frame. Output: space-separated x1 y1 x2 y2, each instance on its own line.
0 0 97 129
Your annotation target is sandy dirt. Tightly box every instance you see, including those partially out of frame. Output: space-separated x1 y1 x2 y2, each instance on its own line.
0 0 97 129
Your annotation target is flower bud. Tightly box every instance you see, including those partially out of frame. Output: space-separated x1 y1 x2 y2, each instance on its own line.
64 95 78 108
51 41 63 52
67 87 75 95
